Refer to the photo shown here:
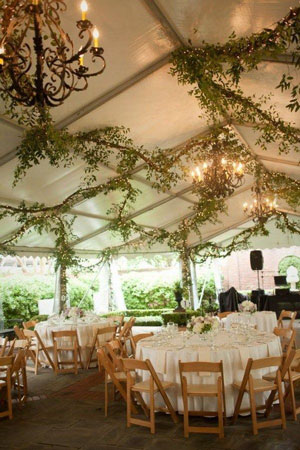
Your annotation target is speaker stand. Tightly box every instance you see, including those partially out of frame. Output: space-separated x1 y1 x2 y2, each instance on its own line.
257 270 260 290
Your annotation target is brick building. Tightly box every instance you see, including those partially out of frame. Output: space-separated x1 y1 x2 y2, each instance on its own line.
220 246 300 292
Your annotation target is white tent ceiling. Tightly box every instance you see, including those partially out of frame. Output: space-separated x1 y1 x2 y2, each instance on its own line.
0 0 299 257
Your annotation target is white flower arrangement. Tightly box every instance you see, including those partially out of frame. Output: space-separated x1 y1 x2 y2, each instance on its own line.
64 306 84 319
187 315 219 334
239 300 257 314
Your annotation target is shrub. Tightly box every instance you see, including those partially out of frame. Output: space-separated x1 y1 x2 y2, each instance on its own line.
1 276 54 327
122 279 177 309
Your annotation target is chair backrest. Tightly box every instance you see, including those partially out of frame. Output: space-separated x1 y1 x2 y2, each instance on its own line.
119 317 135 339
0 355 13 371
0 336 8 356
273 327 296 355
23 329 36 341
12 348 26 374
6 338 16 356
179 360 223 374
105 340 124 371
14 325 25 339
250 356 283 371
218 311 233 320
13 339 29 349
111 315 124 331
278 310 297 329
23 320 38 330
95 326 117 345
130 332 153 356
122 357 149 372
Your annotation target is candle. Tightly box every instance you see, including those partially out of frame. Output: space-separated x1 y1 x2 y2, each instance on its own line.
79 54 84 66
93 27 99 47
80 0 88 20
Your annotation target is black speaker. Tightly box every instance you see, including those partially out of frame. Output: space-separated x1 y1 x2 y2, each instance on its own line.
250 250 263 271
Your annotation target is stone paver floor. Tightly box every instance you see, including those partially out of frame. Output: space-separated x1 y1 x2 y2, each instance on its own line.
0 367 299 450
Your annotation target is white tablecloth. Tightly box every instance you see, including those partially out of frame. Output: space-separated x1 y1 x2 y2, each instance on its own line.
136 329 281 417
35 318 114 364
224 311 277 332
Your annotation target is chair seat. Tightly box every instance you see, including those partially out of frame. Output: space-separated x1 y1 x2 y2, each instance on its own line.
233 378 276 392
108 371 127 382
263 370 300 383
186 383 218 396
132 379 174 393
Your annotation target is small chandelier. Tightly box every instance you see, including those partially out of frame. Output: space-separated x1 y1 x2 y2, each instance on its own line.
0 0 106 108
243 184 278 223
191 157 244 198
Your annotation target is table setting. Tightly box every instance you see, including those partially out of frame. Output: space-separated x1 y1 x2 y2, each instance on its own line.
136 316 282 417
35 307 115 363
223 301 277 332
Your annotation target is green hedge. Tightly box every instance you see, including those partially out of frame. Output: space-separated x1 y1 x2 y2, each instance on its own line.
133 316 163 327
102 308 172 318
161 311 203 326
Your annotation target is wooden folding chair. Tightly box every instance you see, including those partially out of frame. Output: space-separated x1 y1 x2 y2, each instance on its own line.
23 329 55 374
110 315 124 335
52 330 83 375
0 337 8 357
0 356 13 420
122 357 178 434
263 348 300 421
277 310 297 329
232 356 286 435
273 327 296 356
179 360 226 438
97 347 140 417
11 347 28 404
14 325 25 339
23 320 38 330
119 317 136 357
130 333 153 358
86 325 117 369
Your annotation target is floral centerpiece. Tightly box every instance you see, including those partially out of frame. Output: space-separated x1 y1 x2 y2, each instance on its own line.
64 306 84 320
239 300 257 314
187 315 219 334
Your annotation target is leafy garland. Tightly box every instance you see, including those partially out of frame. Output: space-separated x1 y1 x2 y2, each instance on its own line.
0 6 299 305
170 6 300 154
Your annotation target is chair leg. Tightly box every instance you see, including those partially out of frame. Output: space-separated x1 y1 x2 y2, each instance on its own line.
104 372 108 417
149 378 155 434
126 376 132 428
218 378 224 438
34 348 39 375
7 376 13 420
288 378 297 421
182 380 189 438
74 347 78 375
232 388 244 424
277 373 286 430
249 380 258 435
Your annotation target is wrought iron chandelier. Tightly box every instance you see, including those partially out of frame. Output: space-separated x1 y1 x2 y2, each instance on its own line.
0 0 106 108
191 156 244 198
243 183 278 223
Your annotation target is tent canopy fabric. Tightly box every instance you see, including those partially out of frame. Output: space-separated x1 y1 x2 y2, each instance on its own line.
0 0 299 258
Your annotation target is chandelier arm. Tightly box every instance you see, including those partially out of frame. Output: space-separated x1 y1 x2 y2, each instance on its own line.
65 27 93 64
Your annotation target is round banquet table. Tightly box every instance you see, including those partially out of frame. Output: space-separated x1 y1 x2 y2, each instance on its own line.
223 311 277 332
35 317 114 365
136 329 282 417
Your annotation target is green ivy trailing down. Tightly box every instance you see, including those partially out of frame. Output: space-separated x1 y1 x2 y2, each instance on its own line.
170 7 300 154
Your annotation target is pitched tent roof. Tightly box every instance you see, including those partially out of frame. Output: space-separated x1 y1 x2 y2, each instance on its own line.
0 0 299 257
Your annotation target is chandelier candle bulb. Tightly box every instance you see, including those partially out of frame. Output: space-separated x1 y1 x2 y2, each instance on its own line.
93 28 99 47
0 47 4 66
81 0 88 20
